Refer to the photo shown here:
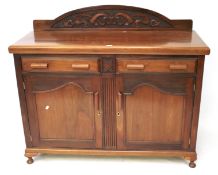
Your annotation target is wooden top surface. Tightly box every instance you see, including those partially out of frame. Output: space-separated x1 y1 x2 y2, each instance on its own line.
9 30 210 55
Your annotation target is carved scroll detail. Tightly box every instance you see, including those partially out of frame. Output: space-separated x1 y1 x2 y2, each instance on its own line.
52 6 174 29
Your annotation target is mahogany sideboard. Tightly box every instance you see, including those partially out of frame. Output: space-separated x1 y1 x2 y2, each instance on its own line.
8 5 210 167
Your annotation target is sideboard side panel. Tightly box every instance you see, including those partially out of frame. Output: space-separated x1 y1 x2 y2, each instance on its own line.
14 55 32 147
190 57 205 151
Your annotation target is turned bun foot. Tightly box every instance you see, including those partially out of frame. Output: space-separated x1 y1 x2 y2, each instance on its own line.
27 157 34 164
189 161 196 168
25 151 38 164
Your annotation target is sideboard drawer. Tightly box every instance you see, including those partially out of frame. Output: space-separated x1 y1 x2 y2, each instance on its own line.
117 59 196 73
21 57 99 73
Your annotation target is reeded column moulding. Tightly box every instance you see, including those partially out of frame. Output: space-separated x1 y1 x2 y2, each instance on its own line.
8 5 210 168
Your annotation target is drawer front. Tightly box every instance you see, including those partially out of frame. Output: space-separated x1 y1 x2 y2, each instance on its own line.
117 59 196 73
22 56 99 73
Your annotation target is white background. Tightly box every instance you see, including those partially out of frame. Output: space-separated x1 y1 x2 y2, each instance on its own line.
0 0 217 174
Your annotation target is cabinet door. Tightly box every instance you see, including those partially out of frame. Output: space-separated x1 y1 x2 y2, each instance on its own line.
116 75 194 150
24 75 102 149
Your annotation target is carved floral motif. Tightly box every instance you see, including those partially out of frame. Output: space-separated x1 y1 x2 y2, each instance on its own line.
52 8 173 29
